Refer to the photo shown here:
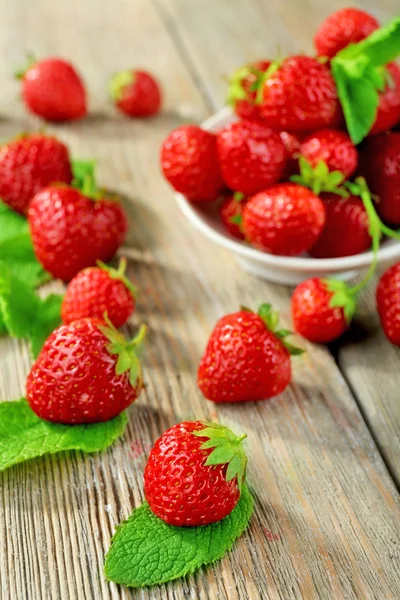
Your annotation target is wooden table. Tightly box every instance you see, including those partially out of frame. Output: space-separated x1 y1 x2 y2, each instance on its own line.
1 1 400 598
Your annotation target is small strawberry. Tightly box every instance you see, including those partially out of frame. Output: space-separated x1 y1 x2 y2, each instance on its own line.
309 194 371 258
61 258 136 328
369 62 400 136
161 125 224 202
292 278 354 343
219 193 246 240
28 181 127 282
258 56 340 132
227 60 271 120
299 129 358 180
198 304 302 403
144 420 248 526
314 8 379 59
0 134 72 215
26 318 146 423
109 69 162 118
358 132 400 226
243 183 325 256
279 130 302 178
216 120 286 195
17 57 87 122
376 263 400 345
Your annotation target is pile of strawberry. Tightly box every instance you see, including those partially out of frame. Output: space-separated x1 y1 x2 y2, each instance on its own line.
161 8 400 345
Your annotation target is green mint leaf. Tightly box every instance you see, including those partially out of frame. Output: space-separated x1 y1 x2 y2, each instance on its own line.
0 201 29 241
104 484 253 588
0 399 128 472
29 295 63 358
337 17 400 67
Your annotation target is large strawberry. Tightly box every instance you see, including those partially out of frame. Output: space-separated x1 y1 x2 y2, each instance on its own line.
358 133 400 226
144 420 247 526
28 184 127 282
219 193 246 240
198 304 302 403
299 129 358 180
110 69 162 118
292 278 352 343
243 183 325 256
314 8 379 59
26 318 146 423
369 62 400 136
258 56 340 132
309 193 371 258
216 120 286 195
0 134 72 215
227 59 271 120
17 57 87 122
161 125 224 202
61 258 136 328
376 263 400 345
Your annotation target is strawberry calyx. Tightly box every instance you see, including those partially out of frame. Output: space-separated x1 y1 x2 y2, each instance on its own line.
71 159 103 201
322 279 357 323
290 156 348 197
97 258 137 298
98 316 146 388
192 421 248 491
255 59 282 104
15 53 37 80
109 69 135 102
241 304 304 355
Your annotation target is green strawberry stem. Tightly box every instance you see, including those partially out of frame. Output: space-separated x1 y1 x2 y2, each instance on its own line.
109 70 135 101
96 258 137 298
246 303 304 355
255 59 282 105
15 53 36 80
290 156 348 197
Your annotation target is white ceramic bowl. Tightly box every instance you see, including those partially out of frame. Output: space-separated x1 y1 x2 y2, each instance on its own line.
175 107 400 285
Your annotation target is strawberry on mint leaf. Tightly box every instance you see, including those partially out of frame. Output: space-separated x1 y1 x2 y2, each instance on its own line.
144 421 247 526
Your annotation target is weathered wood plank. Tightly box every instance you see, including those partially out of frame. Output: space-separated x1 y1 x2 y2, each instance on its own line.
1 1 400 600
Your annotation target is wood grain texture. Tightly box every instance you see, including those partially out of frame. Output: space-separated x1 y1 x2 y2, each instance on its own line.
1 1 400 599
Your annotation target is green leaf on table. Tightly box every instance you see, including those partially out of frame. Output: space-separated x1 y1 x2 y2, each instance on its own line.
104 484 253 588
0 399 128 472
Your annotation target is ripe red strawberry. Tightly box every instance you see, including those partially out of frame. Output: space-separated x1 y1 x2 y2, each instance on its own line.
26 318 146 423
144 420 248 526
299 129 358 180
369 63 400 136
243 183 325 256
198 304 302 403
227 60 271 120
309 194 371 258
292 278 354 343
258 56 340 132
219 194 246 240
17 57 87 122
216 120 286 195
358 132 400 226
61 258 136 328
110 69 162 118
28 185 127 282
0 134 72 215
314 8 379 59
279 130 302 178
161 125 224 202
376 263 400 345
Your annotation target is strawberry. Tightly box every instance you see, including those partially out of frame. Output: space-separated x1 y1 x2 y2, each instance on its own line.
279 130 302 178
198 304 302 403
258 56 340 132
61 258 136 328
292 278 354 343
309 194 371 258
314 8 379 59
299 129 358 180
161 125 224 202
369 63 400 136
0 134 72 215
109 69 162 118
26 318 146 423
216 120 286 195
243 183 325 256
28 184 127 282
219 193 246 240
227 60 271 120
17 57 87 122
376 263 400 345
144 420 248 526
358 132 400 226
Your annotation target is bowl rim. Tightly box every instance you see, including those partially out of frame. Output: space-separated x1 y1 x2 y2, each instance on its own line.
175 107 400 272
